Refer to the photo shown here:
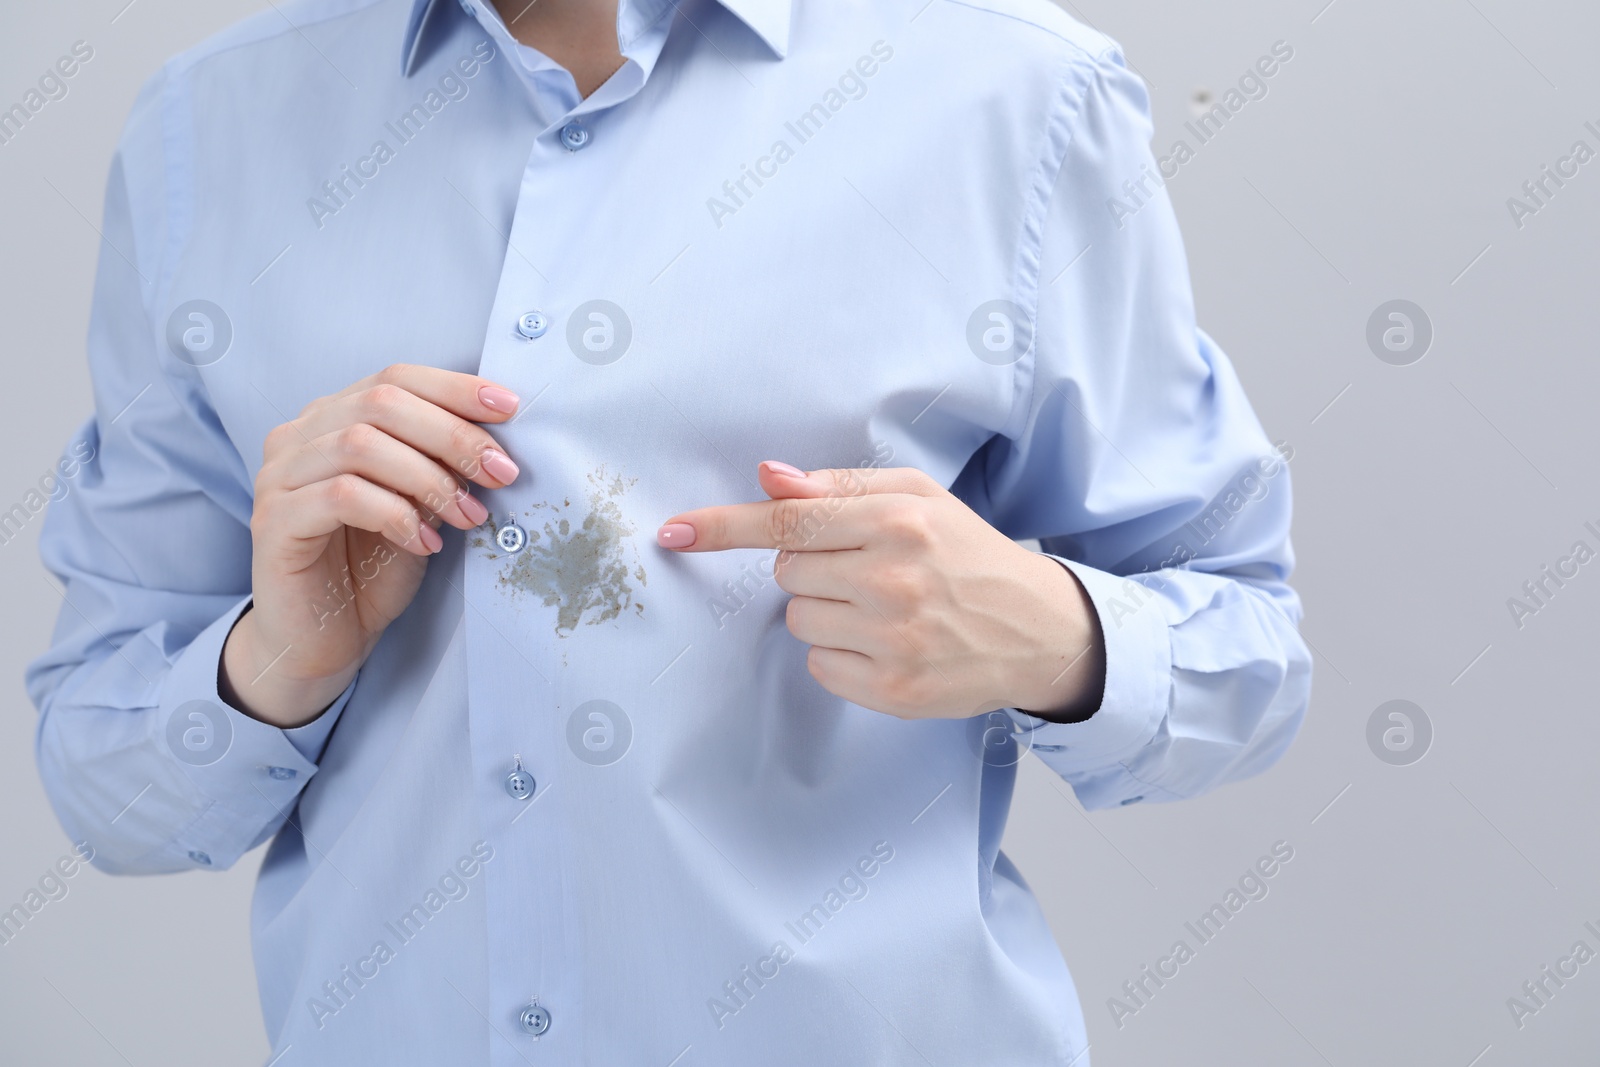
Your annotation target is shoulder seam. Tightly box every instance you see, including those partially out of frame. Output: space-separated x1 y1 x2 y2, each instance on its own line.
147 0 393 319
1002 43 1109 443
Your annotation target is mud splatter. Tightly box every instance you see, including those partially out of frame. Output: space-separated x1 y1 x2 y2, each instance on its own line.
490 468 646 635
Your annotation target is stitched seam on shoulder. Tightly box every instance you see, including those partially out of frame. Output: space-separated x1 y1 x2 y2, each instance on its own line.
1002 47 1105 442
152 0 392 309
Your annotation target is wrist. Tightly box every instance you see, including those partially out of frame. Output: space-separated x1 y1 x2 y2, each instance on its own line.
220 608 357 729
1008 553 1106 724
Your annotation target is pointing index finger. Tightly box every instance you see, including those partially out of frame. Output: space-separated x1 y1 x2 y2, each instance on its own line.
657 496 886 553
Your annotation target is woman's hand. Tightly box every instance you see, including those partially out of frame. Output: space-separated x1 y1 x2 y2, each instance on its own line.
222 364 521 727
656 462 1106 722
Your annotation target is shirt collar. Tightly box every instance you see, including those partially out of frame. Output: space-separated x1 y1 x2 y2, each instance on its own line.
401 0 791 77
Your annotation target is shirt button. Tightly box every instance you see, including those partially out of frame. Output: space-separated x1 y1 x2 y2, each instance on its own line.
519 1002 551 1035
505 770 535 800
188 850 212 866
496 523 527 553
559 122 590 151
266 766 297 781
1121 795 1144 806
516 311 548 340
504 756 535 801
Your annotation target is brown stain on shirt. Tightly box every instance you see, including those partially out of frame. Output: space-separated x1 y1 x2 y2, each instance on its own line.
491 468 646 635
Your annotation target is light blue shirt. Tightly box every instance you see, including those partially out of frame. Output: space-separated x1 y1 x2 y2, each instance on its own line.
27 0 1312 1062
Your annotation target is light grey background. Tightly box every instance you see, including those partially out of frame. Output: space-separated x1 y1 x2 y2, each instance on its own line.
2 1 1595 1064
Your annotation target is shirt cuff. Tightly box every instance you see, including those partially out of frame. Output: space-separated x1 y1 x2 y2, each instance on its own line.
153 596 356 868
1005 555 1172 775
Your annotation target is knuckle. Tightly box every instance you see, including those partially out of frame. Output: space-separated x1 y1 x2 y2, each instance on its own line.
362 383 407 420
835 467 871 497
448 421 483 459
772 548 802 579
336 423 383 460
376 363 417 386
885 505 933 547
415 474 456 517
765 498 812 549
262 422 293 457
870 564 922 609
455 449 484 482
392 496 422 529
764 499 797 547
772 558 798 594
248 502 271 541
251 464 278 506
324 473 362 507
805 646 830 684
430 473 463 513
880 669 924 714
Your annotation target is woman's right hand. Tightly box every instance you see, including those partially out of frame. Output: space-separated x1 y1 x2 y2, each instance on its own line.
220 364 522 727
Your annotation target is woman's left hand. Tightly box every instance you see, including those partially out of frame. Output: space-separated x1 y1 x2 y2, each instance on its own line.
657 461 1106 721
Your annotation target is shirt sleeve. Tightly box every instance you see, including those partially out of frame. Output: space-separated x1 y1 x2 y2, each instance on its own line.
24 69 354 875
958 45 1312 811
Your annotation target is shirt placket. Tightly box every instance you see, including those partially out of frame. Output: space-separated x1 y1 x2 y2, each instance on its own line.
464 25 660 1064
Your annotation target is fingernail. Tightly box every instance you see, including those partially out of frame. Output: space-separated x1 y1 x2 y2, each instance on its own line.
478 385 520 413
761 460 808 479
479 448 520 484
456 490 489 525
419 524 444 554
657 522 696 548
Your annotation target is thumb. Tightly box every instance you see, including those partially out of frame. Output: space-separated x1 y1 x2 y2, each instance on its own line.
755 461 945 502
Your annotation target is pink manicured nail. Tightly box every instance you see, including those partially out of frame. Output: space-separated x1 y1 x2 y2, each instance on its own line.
657 523 696 548
479 448 520 484
418 524 444 554
456 491 489 525
478 385 520 413
761 460 808 479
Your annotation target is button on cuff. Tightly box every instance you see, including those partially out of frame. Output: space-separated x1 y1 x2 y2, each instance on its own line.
150 595 351 859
